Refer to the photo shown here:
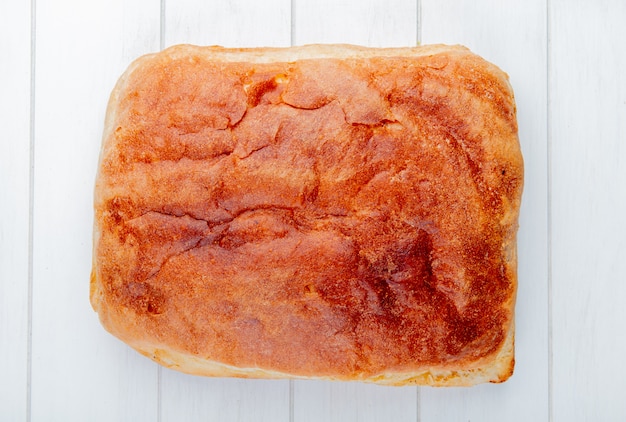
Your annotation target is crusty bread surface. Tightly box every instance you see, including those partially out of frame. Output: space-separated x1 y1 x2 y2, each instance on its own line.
91 44 523 386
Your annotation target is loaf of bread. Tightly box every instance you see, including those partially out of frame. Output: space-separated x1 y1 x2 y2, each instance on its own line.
91 44 523 386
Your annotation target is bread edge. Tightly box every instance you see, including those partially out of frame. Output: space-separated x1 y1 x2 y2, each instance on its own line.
90 43 518 387
117 319 514 387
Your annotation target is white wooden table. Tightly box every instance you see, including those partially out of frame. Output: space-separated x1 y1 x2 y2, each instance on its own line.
2 0 625 420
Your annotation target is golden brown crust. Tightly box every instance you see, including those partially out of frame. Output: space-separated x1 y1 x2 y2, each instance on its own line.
91 44 523 386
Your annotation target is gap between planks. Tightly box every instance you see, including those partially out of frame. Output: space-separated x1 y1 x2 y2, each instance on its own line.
26 0 37 420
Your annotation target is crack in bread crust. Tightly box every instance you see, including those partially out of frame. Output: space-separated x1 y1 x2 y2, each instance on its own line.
91 44 523 385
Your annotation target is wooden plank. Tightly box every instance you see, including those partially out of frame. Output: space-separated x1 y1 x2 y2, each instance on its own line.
550 1 626 420
159 1 292 421
30 0 161 420
294 381 417 422
293 0 417 47
420 1 549 420
164 0 291 48
160 373 289 422
291 1 419 420
0 0 31 419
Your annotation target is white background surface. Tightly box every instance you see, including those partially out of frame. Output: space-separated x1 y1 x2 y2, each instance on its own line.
1 0 625 420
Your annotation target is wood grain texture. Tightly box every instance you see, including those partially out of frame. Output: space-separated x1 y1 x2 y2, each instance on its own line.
294 381 417 422
420 1 550 420
30 0 161 420
160 373 289 422
164 0 291 48
0 1 31 420
293 0 417 46
550 1 626 420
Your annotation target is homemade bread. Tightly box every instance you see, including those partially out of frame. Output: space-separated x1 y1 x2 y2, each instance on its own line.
91 44 523 386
